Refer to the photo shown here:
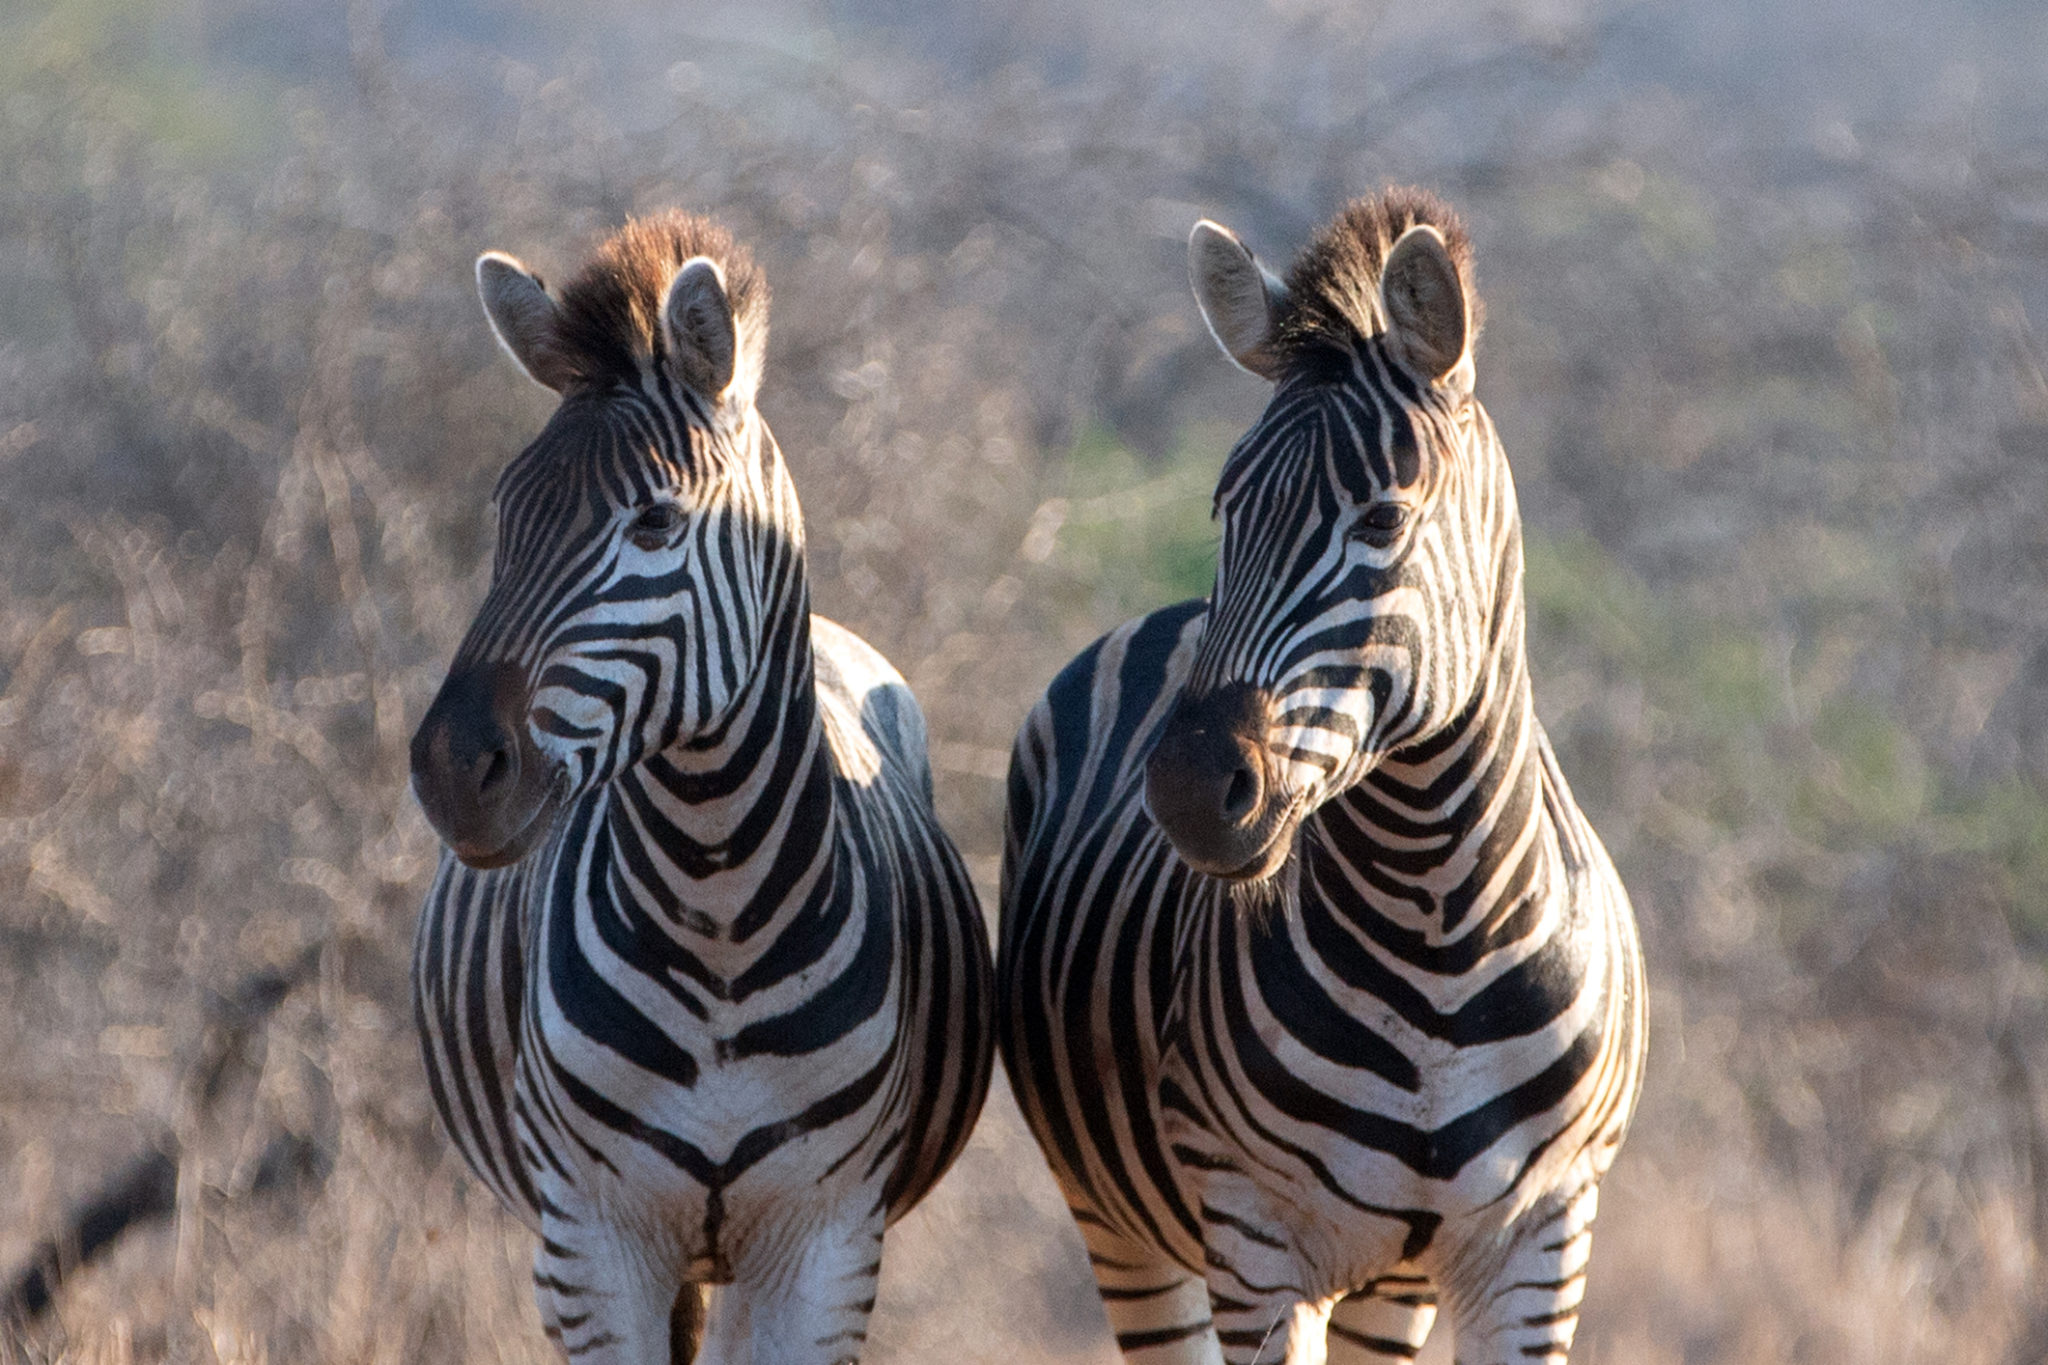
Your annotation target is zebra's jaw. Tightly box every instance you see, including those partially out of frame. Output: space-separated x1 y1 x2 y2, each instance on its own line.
1202 817 1299 883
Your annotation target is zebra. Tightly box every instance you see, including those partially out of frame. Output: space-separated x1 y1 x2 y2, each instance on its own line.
997 188 1645 1365
407 210 994 1365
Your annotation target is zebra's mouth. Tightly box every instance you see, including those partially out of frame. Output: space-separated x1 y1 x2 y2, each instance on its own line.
1210 827 1296 882
1200 791 1307 883
1144 681 1306 882
450 767 568 870
1156 779 1307 884
413 658 573 871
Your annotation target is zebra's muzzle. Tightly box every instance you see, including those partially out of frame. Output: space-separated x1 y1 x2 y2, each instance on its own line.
1143 682 1296 882
411 660 566 869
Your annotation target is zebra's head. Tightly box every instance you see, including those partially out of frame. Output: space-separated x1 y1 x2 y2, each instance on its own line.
1145 189 1515 884
411 212 796 869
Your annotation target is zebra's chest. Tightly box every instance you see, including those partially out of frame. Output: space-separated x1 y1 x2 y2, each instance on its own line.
1152 888 1592 1253
514 845 905 1196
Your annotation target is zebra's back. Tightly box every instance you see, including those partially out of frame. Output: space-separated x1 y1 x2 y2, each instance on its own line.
998 599 1212 1267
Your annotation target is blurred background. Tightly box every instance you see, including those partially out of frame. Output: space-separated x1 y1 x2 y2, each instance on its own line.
3 0 2047 1360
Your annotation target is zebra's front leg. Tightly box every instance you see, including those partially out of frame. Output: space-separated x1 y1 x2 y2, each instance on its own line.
531 1202 686 1365
1202 1269 1331 1365
1072 1214 1222 1365
1326 1275 1437 1365
699 1207 886 1365
1448 1183 1599 1365
1188 1173 1332 1365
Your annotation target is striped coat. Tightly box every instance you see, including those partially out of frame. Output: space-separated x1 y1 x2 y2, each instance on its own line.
409 212 992 1365
998 190 1644 1365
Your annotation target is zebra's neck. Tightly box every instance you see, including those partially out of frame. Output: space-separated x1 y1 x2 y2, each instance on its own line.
1305 576 1557 947
598 570 843 946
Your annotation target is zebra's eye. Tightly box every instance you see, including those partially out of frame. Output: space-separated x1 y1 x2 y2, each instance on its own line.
1349 502 1411 549
628 502 683 549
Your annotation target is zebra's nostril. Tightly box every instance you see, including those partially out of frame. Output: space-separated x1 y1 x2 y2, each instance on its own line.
1222 765 1259 823
477 746 512 798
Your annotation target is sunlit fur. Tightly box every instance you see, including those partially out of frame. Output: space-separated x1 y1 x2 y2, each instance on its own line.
999 190 1645 1365
412 212 993 1365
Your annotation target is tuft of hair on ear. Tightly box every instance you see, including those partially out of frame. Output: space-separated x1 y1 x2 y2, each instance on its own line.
1266 186 1484 378
546 210 771 394
662 257 739 402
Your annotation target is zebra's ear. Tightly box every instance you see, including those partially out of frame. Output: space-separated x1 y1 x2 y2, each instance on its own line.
1189 220 1286 381
661 256 758 414
476 252 577 392
1378 224 1472 391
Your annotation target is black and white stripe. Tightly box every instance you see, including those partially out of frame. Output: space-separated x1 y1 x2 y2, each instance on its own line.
998 190 1644 1365
409 212 993 1365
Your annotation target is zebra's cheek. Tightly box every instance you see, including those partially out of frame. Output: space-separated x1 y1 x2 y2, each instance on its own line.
530 687 611 739
528 683 622 783
1269 718 1359 780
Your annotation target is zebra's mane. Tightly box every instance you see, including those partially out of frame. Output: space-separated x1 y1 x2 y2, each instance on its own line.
549 209 772 387
1269 186 1484 367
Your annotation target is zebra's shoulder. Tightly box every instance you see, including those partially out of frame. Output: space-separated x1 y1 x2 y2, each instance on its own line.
809 614 932 802
1038 598 1208 721
1019 598 1208 789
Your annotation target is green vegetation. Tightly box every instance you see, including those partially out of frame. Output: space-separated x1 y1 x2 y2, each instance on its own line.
1039 460 2048 959
1528 529 2048 949
1932 778 2048 941
1041 423 1220 621
2 0 285 169
1044 451 2048 961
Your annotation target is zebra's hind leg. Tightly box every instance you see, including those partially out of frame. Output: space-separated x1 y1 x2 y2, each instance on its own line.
1326 1275 1438 1365
1074 1214 1224 1365
1448 1182 1599 1365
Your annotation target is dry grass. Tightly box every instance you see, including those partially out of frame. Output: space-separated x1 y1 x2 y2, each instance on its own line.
4 0 2048 1361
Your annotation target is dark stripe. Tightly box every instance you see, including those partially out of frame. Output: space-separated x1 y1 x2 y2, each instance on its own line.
1327 1321 1421 1357
1117 1322 1213 1351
